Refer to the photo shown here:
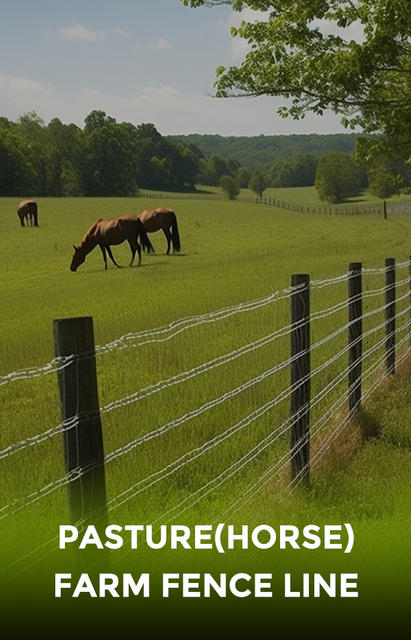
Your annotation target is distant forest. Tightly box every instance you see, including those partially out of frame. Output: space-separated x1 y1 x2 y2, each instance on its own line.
4 110 393 199
167 133 362 168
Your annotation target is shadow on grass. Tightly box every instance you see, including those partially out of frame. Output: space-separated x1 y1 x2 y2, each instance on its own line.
143 252 189 258
355 408 382 441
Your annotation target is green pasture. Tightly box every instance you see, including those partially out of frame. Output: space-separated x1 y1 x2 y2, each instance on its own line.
199 183 410 209
0 194 410 617
2 193 409 370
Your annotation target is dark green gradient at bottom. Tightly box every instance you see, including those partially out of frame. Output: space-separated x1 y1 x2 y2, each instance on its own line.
1 518 410 635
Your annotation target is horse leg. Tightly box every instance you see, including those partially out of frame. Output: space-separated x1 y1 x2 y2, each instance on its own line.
127 240 137 267
135 241 142 266
106 245 121 268
99 245 108 270
163 228 172 255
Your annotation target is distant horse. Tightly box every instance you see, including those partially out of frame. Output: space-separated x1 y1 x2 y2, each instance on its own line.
70 215 151 272
17 200 38 227
138 208 181 255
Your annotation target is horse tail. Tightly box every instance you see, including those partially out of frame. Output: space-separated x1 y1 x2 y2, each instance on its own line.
137 219 154 253
170 211 181 253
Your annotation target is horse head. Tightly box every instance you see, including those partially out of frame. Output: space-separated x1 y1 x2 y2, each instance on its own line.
70 245 86 272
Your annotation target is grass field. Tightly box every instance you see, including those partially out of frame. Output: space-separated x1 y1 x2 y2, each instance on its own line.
0 194 410 618
197 184 411 209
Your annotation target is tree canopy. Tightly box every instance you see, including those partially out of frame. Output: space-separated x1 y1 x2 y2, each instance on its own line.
0 111 202 196
314 151 364 202
181 1 411 163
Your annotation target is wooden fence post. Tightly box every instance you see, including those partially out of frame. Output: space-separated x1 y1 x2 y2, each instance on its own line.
385 258 396 374
348 263 363 414
290 274 310 486
54 316 107 527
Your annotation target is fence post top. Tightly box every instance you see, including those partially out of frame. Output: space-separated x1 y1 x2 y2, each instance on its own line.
54 316 93 326
291 274 310 287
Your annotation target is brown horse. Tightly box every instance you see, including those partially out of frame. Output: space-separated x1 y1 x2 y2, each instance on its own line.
17 200 38 227
138 208 181 255
70 215 151 272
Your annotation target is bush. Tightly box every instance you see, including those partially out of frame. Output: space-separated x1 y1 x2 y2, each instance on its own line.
315 152 362 203
219 174 240 200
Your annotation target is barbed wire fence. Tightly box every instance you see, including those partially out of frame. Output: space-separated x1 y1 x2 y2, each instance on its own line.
0 256 410 576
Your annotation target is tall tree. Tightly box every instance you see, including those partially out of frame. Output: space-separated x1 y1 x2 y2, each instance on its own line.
84 113 137 196
220 174 240 199
181 1 411 163
46 118 84 196
17 111 48 194
315 151 362 203
0 124 36 195
248 171 267 197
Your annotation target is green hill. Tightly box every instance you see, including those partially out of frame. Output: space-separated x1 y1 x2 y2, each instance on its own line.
167 132 362 167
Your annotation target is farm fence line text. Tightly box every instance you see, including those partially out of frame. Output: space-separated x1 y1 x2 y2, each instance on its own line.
54 522 358 599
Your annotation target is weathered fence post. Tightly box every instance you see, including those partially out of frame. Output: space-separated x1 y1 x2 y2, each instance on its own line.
54 316 107 527
290 274 310 486
348 262 363 414
385 258 396 374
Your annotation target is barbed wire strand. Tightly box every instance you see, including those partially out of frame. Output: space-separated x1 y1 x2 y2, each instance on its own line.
2 259 408 386
1 305 409 523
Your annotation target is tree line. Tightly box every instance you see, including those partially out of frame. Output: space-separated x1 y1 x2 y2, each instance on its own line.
0 110 202 197
217 151 410 202
1 109 409 203
169 132 361 167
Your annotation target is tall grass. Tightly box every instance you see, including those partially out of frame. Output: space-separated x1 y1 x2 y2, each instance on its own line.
0 195 410 574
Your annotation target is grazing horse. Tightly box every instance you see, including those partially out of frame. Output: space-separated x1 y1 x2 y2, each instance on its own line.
70 215 150 272
138 207 181 255
17 200 38 227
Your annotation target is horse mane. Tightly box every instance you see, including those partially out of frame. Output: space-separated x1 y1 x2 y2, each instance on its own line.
77 219 103 249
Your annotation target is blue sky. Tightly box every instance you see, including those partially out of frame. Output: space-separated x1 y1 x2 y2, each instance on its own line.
0 0 351 136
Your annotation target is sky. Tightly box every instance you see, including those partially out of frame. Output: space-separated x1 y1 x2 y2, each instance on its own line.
0 0 355 137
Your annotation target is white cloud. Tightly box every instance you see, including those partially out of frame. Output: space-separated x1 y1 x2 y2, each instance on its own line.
54 22 106 42
151 38 171 51
0 73 62 123
0 73 349 137
139 84 179 101
112 28 129 39
0 73 55 112
68 84 348 136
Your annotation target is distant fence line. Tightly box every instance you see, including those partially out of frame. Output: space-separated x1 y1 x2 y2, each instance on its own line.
386 201 411 214
140 190 411 216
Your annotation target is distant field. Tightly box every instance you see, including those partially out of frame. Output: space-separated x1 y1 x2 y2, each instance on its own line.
197 184 410 209
1 194 410 585
3 192 410 370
